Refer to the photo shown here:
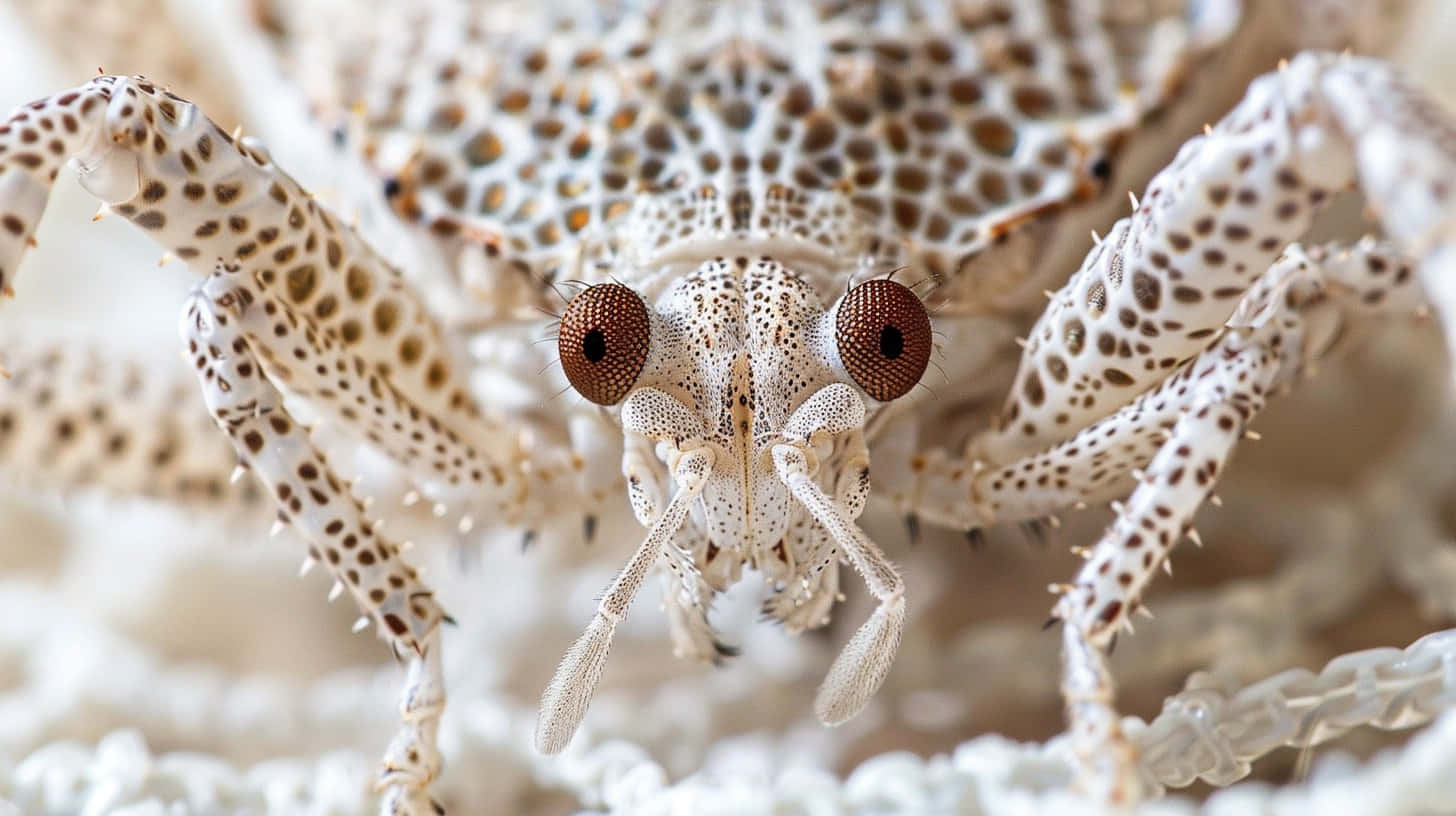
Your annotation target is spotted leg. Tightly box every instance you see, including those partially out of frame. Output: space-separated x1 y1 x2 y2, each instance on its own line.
965 54 1449 475
900 54 1456 534
1056 239 1424 800
182 274 448 814
922 61 1453 804
906 53 1454 802
0 76 550 527
0 339 262 511
904 239 1420 800
0 75 592 814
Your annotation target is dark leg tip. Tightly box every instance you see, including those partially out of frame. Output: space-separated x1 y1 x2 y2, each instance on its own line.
965 527 987 549
904 513 921 546
1021 519 1049 547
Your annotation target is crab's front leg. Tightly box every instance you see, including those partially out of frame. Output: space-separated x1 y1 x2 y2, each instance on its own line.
0 75 586 814
181 272 447 814
907 56 1454 534
1057 239 1425 800
904 53 1455 800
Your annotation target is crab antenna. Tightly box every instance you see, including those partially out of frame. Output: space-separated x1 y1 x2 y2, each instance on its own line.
535 447 715 753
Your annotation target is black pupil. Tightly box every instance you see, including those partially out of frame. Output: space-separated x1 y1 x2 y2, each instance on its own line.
582 328 607 362
879 325 904 359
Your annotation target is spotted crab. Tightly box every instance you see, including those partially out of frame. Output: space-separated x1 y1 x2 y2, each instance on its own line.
2 1 1455 811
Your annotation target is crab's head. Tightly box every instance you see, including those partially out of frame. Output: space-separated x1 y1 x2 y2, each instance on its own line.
556 252 930 601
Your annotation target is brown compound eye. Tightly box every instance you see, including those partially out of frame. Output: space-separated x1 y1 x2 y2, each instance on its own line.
835 278 932 402
558 283 651 405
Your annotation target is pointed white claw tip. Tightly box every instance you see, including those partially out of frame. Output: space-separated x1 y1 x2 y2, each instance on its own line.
1090 229 1102 244
1127 191 1140 210
1162 560 1173 576
352 615 371 633
92 204 111 221
1137 605 1155 619
269 519 287 538
403 490 421 507
230 464 248 484
1047 515 1061 529
328 581 345 602
399 540 416 552
361 495 375 509
1243 430 1262 440
1187 529 1204 547
298 557 317 578
457 515 475 534
431 502 448 518
157 252 173 267
1073 501 1088 510
1014 336 1028 349
1209 494 1223 507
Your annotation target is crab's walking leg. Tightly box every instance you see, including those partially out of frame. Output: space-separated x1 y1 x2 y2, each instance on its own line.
971 54 1453 473
182 280 446 815
0 75 583 813
0 341 261 510
1055 238 1423 801
1317 60 1456 380
908 53 1456 800
903 54 1456 535
0 77 508 498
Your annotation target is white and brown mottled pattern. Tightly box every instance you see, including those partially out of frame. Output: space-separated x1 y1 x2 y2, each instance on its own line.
0 338 260 509
2 3 1455 814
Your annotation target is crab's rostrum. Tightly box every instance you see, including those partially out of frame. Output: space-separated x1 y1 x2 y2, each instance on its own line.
3 1 1455 812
